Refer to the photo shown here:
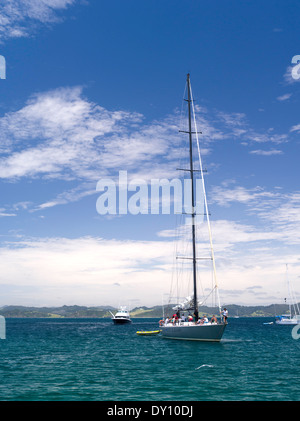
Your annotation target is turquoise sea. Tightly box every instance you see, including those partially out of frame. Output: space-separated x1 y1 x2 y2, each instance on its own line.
0 317 299 402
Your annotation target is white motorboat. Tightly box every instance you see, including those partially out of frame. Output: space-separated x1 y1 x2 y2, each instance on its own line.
110 306 132 324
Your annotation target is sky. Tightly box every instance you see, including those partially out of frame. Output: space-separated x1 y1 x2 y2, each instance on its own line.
0 0 300 309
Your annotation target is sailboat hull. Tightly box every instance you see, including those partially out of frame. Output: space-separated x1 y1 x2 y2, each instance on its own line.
275 317 299 325
161 323 226 342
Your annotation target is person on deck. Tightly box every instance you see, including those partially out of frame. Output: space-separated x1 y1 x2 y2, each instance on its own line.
193 310 199 323
221 308 228 324
210 315 218 324
197 315 208 325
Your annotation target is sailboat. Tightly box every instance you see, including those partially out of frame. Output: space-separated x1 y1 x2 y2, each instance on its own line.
161 74 226 342
275 265 300 325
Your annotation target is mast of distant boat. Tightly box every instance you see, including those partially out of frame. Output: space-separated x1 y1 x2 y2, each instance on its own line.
286 264 300 319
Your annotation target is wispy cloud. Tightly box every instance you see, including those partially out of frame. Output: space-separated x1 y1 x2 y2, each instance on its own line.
0 86 144 180
33 182 96 211
1 86 291 180
0 0 78 40
258 192 300 227
245 132 287 144
290 124 300 133
283 65 300 85
0 208 16 217
210 182 300 247
276 93 292 101
211 185 278 207
215 110 288 145
250 149 283 156
0 86 294 214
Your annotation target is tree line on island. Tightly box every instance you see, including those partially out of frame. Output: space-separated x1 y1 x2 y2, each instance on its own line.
0 303 297 318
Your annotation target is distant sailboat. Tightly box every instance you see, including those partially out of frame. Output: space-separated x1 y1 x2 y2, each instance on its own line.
160 74 226 342
234 310 239 319
275 265 300 325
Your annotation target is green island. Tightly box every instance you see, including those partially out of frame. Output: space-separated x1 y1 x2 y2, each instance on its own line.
0 303 297 318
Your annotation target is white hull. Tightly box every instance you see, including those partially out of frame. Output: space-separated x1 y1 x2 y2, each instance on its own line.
112 317 131 324
161 322 226 342
275 314 300 325
276 265 300 326
275 319 299 325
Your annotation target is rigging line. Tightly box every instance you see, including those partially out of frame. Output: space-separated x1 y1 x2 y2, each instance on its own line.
198 285 219 306
189 81 221 313
196 260 205 299
176 83 188 190
179 83 187 131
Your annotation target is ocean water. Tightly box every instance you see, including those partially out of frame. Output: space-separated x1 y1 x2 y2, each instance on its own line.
0 317 299 401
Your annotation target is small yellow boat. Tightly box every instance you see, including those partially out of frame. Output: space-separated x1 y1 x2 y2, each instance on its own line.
136 330 161 336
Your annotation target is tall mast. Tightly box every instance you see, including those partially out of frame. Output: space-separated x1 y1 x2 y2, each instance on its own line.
187 73 198 320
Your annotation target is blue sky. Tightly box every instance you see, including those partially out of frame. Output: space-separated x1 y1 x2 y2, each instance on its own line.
0 0 300 308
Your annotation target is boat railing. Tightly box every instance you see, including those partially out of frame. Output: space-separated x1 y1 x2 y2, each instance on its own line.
162 321 219 327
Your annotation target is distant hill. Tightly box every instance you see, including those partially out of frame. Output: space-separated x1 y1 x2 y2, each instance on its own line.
0 303 298 318
0 305 115 318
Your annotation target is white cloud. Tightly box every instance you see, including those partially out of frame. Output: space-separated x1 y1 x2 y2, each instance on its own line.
276 93 292 101
215 110 288 145
0 236 174 307
0 208 16 217
0 86 293 214
0 86 145 180
0 87 291 182
217 111 248 137
33 182 96 211
210 183 300 247
250 149 283 156
0 0 78 40
0 86 195 187
210 185 278 207
245 132 287 144
290 124 300 133
258 192 300 227
0 233 299 307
